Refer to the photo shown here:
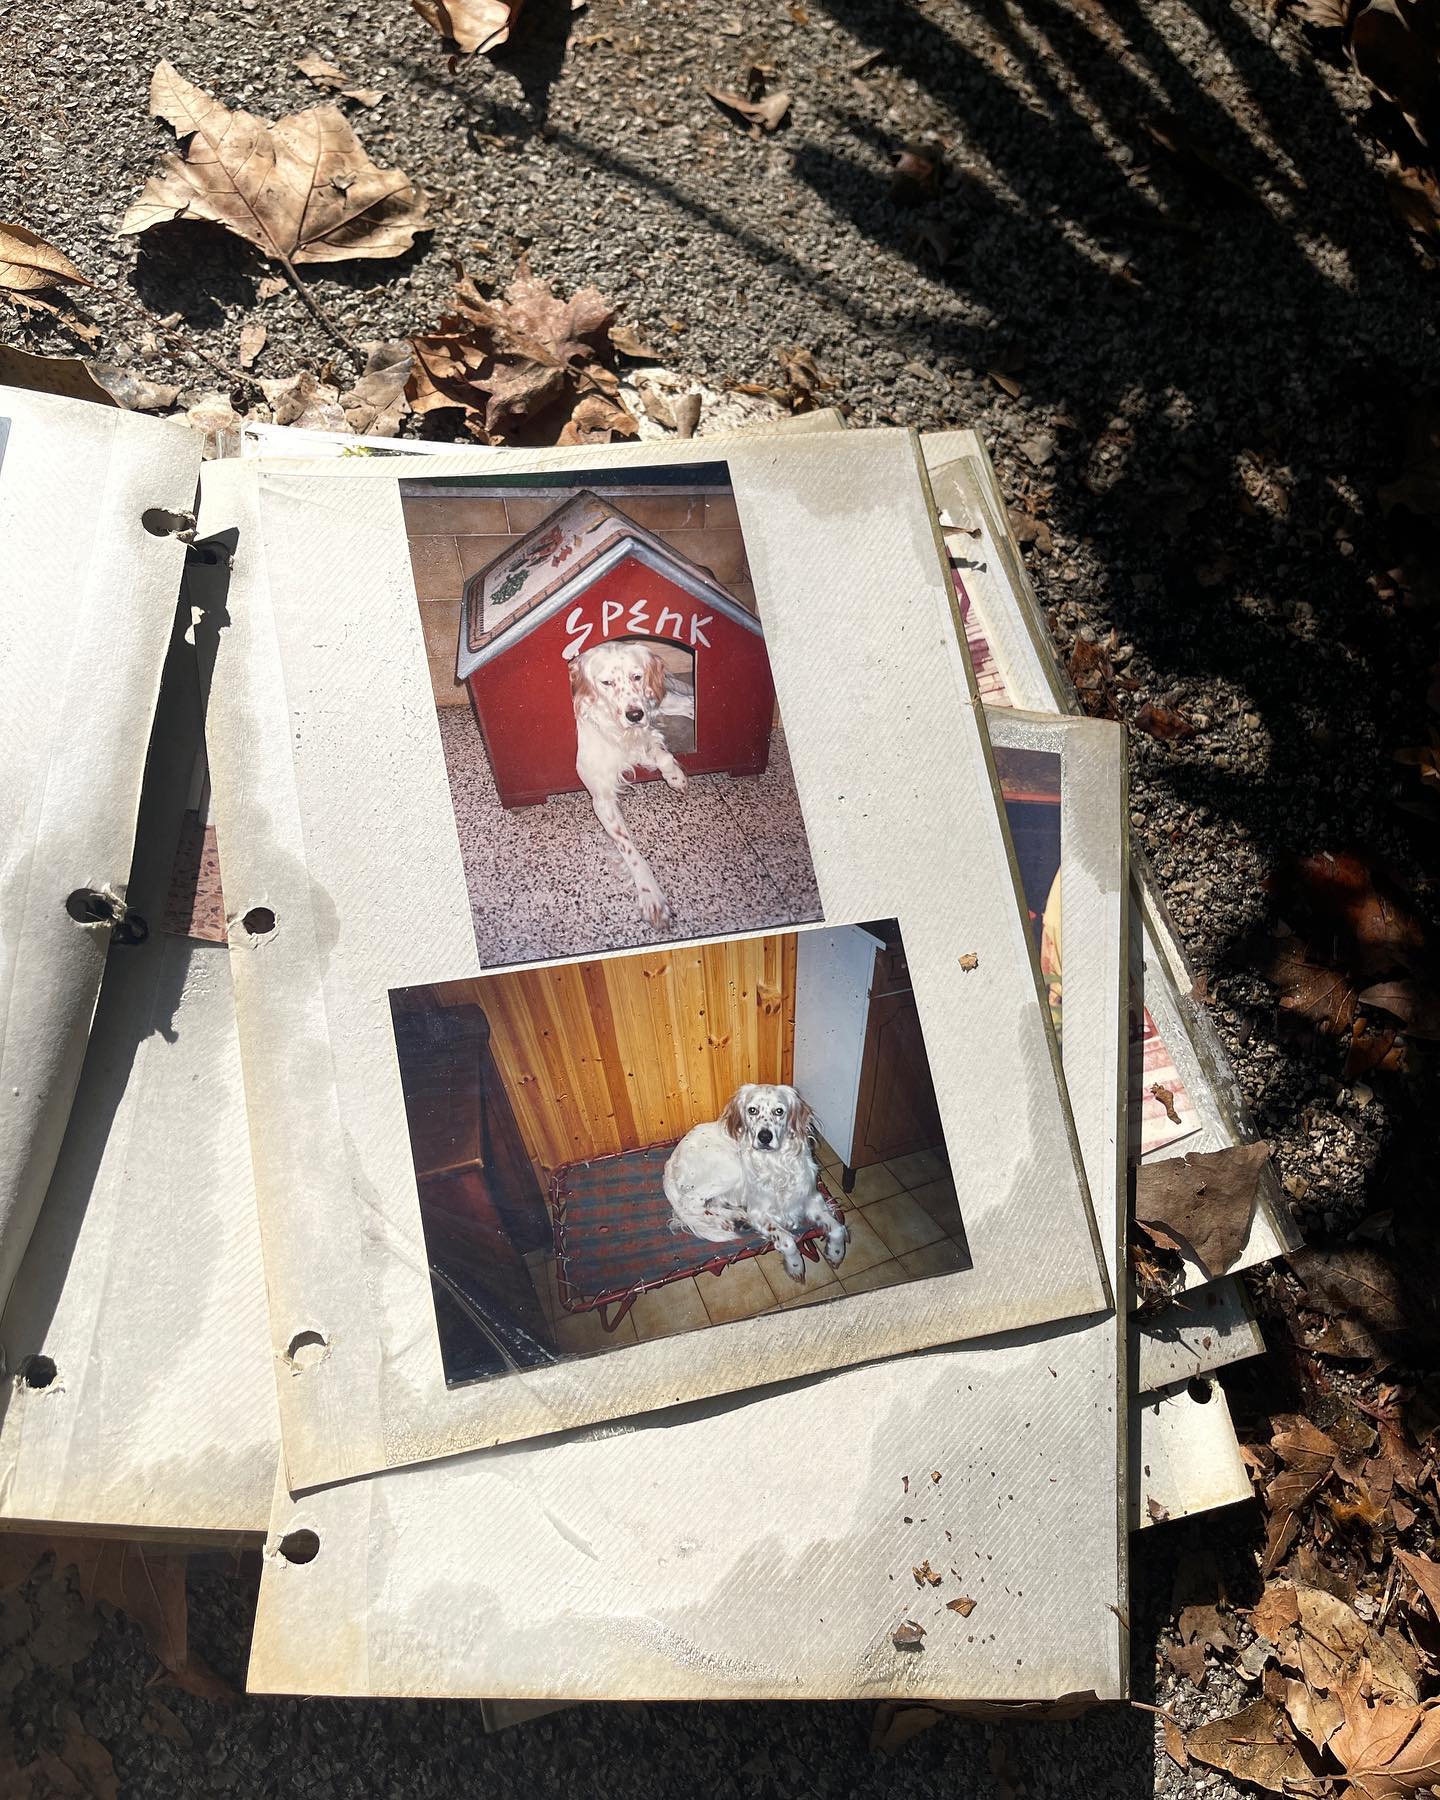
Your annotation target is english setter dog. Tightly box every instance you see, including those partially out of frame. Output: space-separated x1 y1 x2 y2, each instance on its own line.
663 1083 848 1282
569 640 690 927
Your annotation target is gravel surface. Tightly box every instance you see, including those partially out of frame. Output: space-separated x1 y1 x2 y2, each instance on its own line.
6 0 1440 1790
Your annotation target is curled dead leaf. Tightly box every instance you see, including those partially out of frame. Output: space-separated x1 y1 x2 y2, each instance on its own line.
1135 699 1198 742
912 1560 942 1587
122 62 428 268
891 1618 926 1648
706 86 792 132
946 1595 977 1616
413 0 524 55
0 222 91 294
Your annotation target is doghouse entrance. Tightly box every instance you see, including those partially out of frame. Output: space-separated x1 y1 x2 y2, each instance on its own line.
625 636 696 757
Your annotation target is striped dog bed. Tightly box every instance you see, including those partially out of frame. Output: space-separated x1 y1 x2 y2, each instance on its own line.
551 1140 841 1332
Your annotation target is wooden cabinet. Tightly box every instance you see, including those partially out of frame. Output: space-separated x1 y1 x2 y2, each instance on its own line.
793 922 943 1183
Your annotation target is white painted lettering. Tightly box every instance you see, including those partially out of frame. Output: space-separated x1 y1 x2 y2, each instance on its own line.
689 614 714 649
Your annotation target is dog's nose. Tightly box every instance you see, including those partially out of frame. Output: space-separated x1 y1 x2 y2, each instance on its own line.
757 1128 773 1147
625 706 645 723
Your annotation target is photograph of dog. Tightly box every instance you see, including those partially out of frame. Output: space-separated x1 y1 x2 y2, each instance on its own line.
664 1084 848 1281
569 639 691 926
399 467 821 968
388 922 968 1386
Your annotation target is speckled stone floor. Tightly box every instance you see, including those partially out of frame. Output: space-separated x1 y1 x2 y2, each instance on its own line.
437 709 822 967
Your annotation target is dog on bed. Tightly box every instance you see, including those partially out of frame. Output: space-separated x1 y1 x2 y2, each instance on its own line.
569 640 689 928
663 1084 848 1282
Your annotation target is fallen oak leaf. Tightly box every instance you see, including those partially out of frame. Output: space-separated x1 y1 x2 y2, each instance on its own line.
413 0 524 55
706 86 792 132
1133 1141 1270 1278
121 62 428 357
0 222 91 294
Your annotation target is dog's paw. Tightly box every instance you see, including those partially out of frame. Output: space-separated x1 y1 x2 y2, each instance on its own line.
781 1253 807 1283
822 1228 849 1269
639 887 671 927
663 765 687 793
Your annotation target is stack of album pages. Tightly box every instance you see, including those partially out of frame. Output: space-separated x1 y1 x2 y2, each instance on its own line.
0 385 1298 1711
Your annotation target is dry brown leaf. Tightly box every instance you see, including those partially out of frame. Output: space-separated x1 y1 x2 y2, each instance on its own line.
1178 1602 1235 1654
1253 1583 1303 1641
408 263 636 444
558 391 640 445
1358 978 1440 1039
413 0 524 55
1185 1699 1319 1793
1133 1141 1270 1278
1395 1550 1440 1623
0 345 118 406
1167 1638 1208 1684
1288 1246 1408 1364
706 86 792 132
1280 1677 1346 1755
339 339 412 435
891 1618 926 1648
1332 1676 1440 1799
912 1560 942 1587
609 321 664 360
1282 1586 1419 1703
296 52 386 107
86 364 181 412
1162 1716 1189 1770
259 369 346 430
238 321 267 369
946 1595 977 1616
121 61 428 269
0 222 91 294
1264 933 1357 1035
1135 699 1198 741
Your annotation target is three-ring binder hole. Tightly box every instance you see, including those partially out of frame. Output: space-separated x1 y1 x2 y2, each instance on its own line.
242 907 276 936
278 1529 320 1566
286 1330 328 1369
140 507 195 539
19 1354 56 1390
66 888 116 925
1186 1376 1215 1405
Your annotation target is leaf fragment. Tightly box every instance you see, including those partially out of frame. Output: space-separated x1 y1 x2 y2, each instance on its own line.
891 1618 926 1648
946 1595 977 1616
1133 1141 1270 1277
1185 1699 1319 1793
706 86 792 132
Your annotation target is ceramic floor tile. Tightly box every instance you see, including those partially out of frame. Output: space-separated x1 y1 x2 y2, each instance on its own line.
553 1306 638 1358
756 1245 839 1304
843 1164 905 1206
438 711 819 968
629 1276 711 1342
839 1260 907 1296
908 1175 964 1232
886 1148 950 1191
863 1191 948 1257
696 1256 775 1325
814 1137 840 1166
712 727 822 915
833 1210 891 1279
898 1238 971 1280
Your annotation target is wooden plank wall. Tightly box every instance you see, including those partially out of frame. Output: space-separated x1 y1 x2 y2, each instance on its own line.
403 935 796 1180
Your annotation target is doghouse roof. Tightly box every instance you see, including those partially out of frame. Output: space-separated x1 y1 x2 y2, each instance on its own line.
457 490 762 680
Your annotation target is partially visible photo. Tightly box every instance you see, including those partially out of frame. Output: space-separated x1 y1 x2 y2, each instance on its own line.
994 744 1064 1042
400 463 821 968
389 921 967 1388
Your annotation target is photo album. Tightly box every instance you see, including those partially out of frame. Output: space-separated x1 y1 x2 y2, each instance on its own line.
0 381 1278 1707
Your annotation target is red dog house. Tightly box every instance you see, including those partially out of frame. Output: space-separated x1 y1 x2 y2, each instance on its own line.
455 490 776 809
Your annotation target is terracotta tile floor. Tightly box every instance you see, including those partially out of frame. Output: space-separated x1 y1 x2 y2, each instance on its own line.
525 1142 970 1352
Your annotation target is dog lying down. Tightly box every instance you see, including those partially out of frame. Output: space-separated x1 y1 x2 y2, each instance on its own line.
663 1084 848 1281
569 640 693 928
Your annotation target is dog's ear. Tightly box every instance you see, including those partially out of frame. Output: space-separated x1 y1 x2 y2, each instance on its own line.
569 654 597 718
721 1091 747 1141
643 651 668 704
785 1088 815 1144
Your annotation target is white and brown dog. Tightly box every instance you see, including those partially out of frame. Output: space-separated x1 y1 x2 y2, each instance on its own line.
663 1083 848 1282
569 640 689 927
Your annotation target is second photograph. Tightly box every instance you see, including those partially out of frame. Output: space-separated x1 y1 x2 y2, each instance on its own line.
389 921 968 1386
